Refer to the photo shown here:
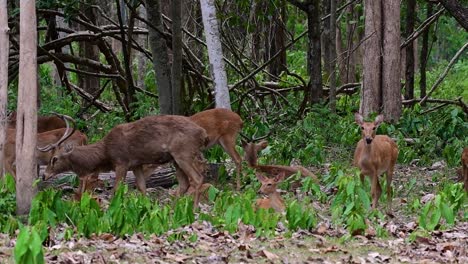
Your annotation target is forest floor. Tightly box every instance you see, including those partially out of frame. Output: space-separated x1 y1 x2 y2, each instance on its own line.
0 164 466 263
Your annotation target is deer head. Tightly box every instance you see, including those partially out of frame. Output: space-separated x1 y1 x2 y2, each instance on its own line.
354 113 384 145
256 172 286 195
43 143 75 180
37 114 76 152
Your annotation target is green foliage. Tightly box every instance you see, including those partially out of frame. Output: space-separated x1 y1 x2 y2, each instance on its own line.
286 199 316 231
14 226 45 264
0 175 18 234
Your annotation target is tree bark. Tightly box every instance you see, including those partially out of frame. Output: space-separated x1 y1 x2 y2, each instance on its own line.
145 0 173 114
267 0 287 78
439 0 468 30
16 0 38 215
420 3 433 99
404 0 416 100
79 3 100 98
0 0 8 176
200 0 231 109
306 1 323 104
329 0 337 112
382 0 401 121
171 0 183 114
361 0 382 117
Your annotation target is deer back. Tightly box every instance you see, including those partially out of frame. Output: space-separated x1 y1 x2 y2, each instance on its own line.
8 113 66 133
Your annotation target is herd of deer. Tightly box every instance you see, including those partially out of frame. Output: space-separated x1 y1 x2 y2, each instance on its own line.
3 109 468 212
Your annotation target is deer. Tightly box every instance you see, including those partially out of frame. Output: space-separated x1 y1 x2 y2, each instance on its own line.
4 114 88 180
462 148 468 193
255 172 286 213
189 108 244 190
242 139 317 182
353 113 398 211
41 115 208 207
8 111 66 133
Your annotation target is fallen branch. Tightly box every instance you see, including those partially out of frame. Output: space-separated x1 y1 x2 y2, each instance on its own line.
404 97 468 114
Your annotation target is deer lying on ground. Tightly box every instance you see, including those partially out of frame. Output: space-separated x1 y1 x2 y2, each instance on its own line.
4 114 88 179
242 140 317 182
8 111 66 133
42 115 208 207
353 113 398 211
255 172 286 213
462 148 468 193
189 108 244 190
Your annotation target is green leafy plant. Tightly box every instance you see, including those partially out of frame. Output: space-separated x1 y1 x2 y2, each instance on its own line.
286 199 316 231
14 226 45 264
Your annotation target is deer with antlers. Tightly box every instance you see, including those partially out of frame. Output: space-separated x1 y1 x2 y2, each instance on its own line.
255 172 286 213
42 115 208 207
353 113 398 211
3 114 87 179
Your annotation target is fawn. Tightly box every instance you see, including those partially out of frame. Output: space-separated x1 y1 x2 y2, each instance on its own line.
353 113 398 211
255 172 286 213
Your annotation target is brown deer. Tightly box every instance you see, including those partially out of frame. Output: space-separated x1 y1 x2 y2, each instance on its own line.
189 108 244 190
255 172 286 213
8 111 66 133
242 140 317 181
462 148 468 193
353 113 398 211
42 115 208 207
4 115 88 179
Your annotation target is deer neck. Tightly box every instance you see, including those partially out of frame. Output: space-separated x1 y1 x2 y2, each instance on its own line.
69 142 108 175
268 191 285 212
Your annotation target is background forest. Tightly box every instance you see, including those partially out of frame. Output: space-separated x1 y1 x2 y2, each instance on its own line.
0 0 467 263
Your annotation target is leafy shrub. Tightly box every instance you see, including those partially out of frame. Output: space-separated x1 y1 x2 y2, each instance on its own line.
14 226 45 264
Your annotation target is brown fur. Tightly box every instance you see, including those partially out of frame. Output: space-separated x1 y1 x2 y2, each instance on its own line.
189 109 244 190
43 115 208 207
462 148 468 193
8 112 66 133
3 128 88 179
353 113 398 210
242 140 317 181
255 172 286 213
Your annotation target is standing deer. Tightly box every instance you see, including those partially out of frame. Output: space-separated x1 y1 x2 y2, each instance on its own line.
255 172 286 213
8 111 66 133
242 140 317 181
462 148 468 193
42 115 208 207
189 108 244 190
4 114 87 179
353 113 398 210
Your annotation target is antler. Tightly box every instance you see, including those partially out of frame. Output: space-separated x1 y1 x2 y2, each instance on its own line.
240 127 271 143
37 113 76 152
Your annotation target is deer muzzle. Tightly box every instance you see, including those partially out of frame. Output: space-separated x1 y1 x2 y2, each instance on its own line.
365 137 373 144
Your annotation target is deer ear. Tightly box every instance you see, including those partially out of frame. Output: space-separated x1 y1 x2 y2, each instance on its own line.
256 172 267 182
274 172 286 182
241 139 248 148
354 112 364 125
374 114 384 126
258 140 268 150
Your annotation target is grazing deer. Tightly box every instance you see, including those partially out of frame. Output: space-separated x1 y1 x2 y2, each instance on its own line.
462 148 468 193
189 108 244 190
255 172 286 213
42 115 208 207
8 111 66 133
353 113 398 210
4 114 88 179
242 140 317 181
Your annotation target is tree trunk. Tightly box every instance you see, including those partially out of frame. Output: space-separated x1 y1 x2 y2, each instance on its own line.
200 0 231 109
0 0 8 176
267 0 287 78
439 0 468 30
79 3 100 98
420 3 433 99
382 0 401 121
306 2 323 104
329 0 337 112
16 0 38 215
136 5 147 89
404 0 416 100
171 0 183 114
145 0 173 114
361 0 382 117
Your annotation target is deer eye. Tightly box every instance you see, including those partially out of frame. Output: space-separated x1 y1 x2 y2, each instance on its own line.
360 126 364 130
372 127 376 130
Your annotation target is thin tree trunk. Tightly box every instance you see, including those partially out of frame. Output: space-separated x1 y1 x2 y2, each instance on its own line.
306 2 323 104
361 0 382 117
136 5 147 89
145 0 173 114
171 0 183 114
200 0 231 109
268 0 287 78
404 0 416 100
16 0 38 215
329 0 337 112
382 0 401 121
0 0 8 176
79 3 100 98
420 3 433 99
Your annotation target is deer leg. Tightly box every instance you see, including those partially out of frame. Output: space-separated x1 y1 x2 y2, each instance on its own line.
385 169 394 211
133 166 147 194
370 173 382 209
174 157 205 208
113 165 128 193
219 136 242 190
359 173 365 185
174 163 190 196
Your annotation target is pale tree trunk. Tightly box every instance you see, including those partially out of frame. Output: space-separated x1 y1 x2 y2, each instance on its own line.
0 0 9 176
171 0 183 114
145 0 173 114
361 0 382 117
382 0 401 121
136 6 147 89
200 0 231 109
16 0 38 215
